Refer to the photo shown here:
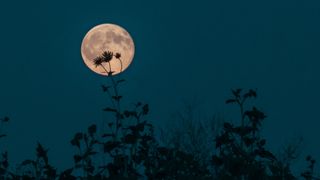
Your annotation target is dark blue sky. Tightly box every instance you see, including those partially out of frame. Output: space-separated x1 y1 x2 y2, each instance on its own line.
1 0 320 172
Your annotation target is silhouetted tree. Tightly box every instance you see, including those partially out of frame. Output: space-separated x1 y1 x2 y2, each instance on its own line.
13 142 57 179
160 102 223 167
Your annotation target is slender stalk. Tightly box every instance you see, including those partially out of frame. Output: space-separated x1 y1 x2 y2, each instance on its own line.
100 64 109 75
101 64 116 108
111 80 121 140
118 58 123 72
100 65 116 108
100 63 122 140
108 62 112 72
100 65 116 140
100 65 117 111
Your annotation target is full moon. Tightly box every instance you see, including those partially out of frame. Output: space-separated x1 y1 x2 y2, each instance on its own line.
81 23 135 76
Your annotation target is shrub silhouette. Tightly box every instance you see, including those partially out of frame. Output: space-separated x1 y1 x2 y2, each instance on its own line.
0 51 319 179
212 89 293 179
17 143 57 179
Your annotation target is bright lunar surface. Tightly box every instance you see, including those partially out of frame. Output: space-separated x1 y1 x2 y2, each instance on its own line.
81 24 135 76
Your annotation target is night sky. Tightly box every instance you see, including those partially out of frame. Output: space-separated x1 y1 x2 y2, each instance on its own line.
1 0 320 172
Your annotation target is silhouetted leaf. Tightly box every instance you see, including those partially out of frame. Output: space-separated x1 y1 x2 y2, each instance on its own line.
71 133 83 148
136 102 142 107
83 150 98 159
112 95 122 101
232 88 242 98
256 149 276 160
226 99 237 104
243 89 257 99
123 110 138 119
0 134 6 138
245 107 267 127
306 155 312 161
117 79 125 84
101 85 111 92
103 107 117 112
21 160 35 166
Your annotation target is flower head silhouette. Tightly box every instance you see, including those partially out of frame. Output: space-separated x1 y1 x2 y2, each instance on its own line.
114 52 123 72
93 56 104 67
102 51 113 62
93 51 124 74
115 53 121 59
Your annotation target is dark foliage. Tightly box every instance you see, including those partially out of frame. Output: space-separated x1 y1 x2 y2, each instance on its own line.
0 52 318 179
214 89 295 179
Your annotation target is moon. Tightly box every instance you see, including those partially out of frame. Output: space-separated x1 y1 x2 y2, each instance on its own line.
81 24 135 76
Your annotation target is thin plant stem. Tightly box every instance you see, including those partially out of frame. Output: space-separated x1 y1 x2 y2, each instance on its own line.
100 64 119 140
100 64 117 109
108 61 112 74
100 63 122 140
118 58 123 72
100 64 109 75
110 82 121 139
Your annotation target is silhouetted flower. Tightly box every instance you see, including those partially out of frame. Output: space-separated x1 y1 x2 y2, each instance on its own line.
115 53 121 59
93 56 104 67
114 52 123 72
102 51 113 62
